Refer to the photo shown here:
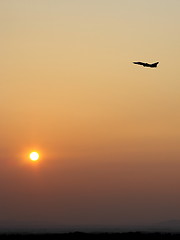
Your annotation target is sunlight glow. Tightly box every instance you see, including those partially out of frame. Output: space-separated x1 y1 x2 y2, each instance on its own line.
30 152 39 161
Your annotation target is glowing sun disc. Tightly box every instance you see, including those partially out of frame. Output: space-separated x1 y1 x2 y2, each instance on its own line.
30 152 39 161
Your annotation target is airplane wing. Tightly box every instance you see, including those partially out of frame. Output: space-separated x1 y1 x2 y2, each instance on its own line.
150 62 159 68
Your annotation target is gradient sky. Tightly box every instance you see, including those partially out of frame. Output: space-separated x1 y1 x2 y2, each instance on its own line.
1 0 180 229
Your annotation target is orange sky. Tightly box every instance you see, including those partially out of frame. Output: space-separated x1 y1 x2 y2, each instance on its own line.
0 0 180 229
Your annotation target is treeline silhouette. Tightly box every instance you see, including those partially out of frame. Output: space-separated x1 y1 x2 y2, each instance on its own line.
0 232 180 240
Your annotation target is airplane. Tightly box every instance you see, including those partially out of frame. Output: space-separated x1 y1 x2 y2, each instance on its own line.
133 61 159 68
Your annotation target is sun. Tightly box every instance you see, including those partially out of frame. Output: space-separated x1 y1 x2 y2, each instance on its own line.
30 152 39 161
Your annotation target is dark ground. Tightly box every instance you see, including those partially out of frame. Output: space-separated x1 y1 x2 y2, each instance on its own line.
0 232 180 240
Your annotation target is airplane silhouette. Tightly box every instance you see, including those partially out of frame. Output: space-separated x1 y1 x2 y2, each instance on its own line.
133 61 159 68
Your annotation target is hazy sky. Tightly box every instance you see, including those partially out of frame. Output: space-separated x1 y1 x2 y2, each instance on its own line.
1 0 180 229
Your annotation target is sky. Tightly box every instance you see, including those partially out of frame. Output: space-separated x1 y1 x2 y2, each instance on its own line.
1 0 180 229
